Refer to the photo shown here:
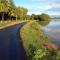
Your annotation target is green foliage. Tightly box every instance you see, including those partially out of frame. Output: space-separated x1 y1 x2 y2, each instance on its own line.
0 0 10 12
0 0 14 20
33 49 47 60
40 13 51 21
0 0 28 20
31 14 36 20
20 21 60 60
17 7 28 20
20 21 50 60
0 0 10 20
56 50 60 60
30 13 51 26
9 0 16 9
26 15 31 20
39 13 51 26
0 21 11 26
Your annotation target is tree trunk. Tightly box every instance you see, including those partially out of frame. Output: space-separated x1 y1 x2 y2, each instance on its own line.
16 15 17 22
2 13 4 21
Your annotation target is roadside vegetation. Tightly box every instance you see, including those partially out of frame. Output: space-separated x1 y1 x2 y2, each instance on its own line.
0 20 28 27
20 21 60 60
20 21 49 60
0 21 11 27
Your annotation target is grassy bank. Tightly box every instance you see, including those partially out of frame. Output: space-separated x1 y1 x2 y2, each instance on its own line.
20 21 50 60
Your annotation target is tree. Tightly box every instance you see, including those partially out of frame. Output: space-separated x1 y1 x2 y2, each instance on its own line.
26 15 31 20
9 0 15 9
22 8 28 20
8 0 16 20
17 7 28 20
31 14 36 20
0 0 28 21
38 13 51 26
40 13 51 21
0 0 10 20
0 0 16 21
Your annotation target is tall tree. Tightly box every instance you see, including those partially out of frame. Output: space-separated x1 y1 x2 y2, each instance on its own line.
9 0 15 8
0 0 28 21
0 0 10 20
8 0 16 20
15 7 28 20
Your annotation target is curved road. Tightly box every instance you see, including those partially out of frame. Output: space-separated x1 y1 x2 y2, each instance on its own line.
0 22 27 60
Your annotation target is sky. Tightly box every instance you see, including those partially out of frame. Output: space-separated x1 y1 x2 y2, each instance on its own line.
13 0 60 15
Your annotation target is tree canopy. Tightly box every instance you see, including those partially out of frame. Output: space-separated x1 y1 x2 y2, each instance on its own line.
30 13 51 26
0 0 28 21
0 0 50 23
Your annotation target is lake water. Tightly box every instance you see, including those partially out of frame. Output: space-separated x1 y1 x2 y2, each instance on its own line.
44 20 60 46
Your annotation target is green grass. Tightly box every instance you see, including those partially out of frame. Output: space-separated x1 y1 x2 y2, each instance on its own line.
0 20 28 27
0 21 11 27
20 21 50 60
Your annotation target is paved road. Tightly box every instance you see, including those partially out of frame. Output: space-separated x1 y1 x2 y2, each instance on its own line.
0 22 27 60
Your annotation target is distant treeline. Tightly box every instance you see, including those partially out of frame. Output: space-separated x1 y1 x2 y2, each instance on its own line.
29 13 51 21
53 17 60 19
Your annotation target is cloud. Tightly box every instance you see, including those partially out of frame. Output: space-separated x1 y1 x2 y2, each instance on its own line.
31 0 60 3
28 0 60 15
45 1 60 15
31 0 60 7
47 7 60 12
28 5 51 15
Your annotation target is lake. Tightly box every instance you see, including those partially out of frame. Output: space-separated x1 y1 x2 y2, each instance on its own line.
44 20 60 46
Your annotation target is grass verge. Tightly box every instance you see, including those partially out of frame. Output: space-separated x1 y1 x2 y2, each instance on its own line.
20 21 50 60
0 20 28 29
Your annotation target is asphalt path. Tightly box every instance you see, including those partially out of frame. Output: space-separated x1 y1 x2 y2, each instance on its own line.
0 22 27 60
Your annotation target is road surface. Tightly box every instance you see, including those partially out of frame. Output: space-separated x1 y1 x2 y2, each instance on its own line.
0 22 27 60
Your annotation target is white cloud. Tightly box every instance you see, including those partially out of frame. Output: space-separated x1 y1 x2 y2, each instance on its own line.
31 0 60 3
28 5 51 15
28 0 60 15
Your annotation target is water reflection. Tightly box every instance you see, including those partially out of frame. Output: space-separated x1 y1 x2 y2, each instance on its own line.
44 20 60 46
